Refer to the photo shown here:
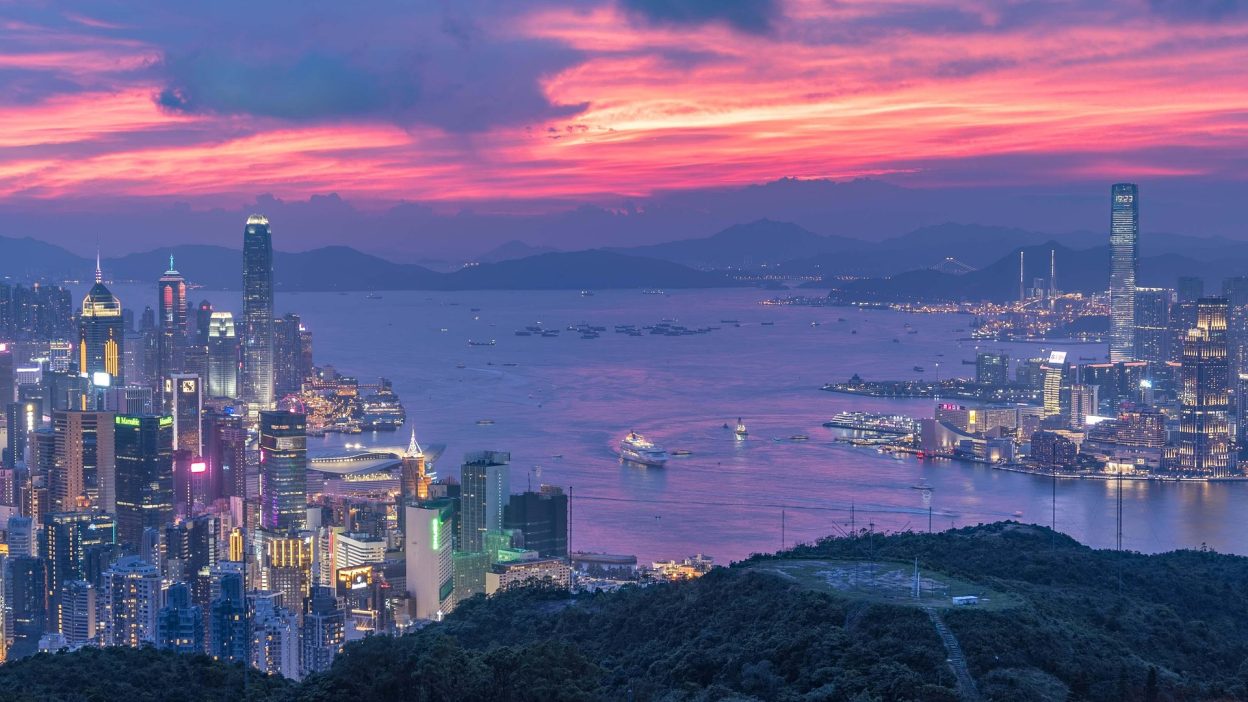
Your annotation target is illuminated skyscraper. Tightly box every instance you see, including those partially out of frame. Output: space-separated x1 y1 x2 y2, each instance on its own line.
241 215 275 409
459 451 511 553
1109 183 1138 362
259 410 307 531
158 256 188 385
1171 298 1232 475
1134 287 1171 364
114 415 174 548
273 313 305 398
79 255 124 385
163 373 203 457
206 312 239 398
405 499 455 621
50 410 115 512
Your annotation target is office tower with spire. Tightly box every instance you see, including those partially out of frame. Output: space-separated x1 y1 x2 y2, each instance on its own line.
79 255 125 385
1109 183 1139 362
1170 298 1232 475
157 256 188 386
241 215 275 409
397 430 433 535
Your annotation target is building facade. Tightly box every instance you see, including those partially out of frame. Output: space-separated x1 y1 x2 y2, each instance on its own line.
1109 183 1139 362
241 215 275 409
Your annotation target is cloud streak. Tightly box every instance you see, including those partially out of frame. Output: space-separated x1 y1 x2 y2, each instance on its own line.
0 0 1245 219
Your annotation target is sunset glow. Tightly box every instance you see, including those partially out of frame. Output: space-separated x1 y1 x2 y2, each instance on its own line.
1 0 1245 211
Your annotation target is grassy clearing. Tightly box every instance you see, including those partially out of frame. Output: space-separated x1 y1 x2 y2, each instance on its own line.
747 558 1018 610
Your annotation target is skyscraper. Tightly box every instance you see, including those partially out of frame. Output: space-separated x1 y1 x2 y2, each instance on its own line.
206 312 239 399
459 451 511 553
79 256 125 385
157 256 188 386
1171 298 1232 475
1134 287 1172 364
242 215 275 409
273 313 305 398
503 486 569 558
259 410 307 531
405 499 455 620
1109 183 1139 362
50 410 115 512
163 373 203 456
114 415 174 548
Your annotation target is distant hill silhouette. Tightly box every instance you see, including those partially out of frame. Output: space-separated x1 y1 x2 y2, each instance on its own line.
0 237 737 291
834 242 1213 302
612 218 865 268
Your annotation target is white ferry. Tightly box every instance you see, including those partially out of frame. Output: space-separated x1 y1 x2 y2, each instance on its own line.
620 432 669 467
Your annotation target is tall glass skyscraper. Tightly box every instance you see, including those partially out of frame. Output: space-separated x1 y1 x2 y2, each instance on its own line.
241 215 275 409
258 410 307 531
1109 183 1139 362
114 414 174 548
206 312 238 399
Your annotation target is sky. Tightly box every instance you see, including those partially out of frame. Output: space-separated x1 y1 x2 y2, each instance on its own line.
2 0 1248 258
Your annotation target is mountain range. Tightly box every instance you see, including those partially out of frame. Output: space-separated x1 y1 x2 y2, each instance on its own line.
0 237 740 291
3 215 1244 294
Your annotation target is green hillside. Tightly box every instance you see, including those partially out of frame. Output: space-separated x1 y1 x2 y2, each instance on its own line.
6 522 1248 701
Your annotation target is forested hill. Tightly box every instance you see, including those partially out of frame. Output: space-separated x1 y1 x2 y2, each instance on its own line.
7 522 1248 701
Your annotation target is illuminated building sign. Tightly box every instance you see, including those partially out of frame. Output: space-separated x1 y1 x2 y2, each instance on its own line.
190 461 207 474
159 416 174 427
337 565 373 593
115 416 140 427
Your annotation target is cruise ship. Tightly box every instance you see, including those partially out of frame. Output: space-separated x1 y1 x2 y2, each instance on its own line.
620 432 669 467
358 382 406 431
822 411 919 435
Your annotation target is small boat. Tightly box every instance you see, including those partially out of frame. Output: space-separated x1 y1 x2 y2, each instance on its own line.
580 290 595 297
789 434 809 441
671 449 692 456
552 454 563 459
734 418 748 440
456 362 466 369
810 321 821 327
1012 511 1024 518
913 366 925 372
892 338 900 343
851 330 858 335
468 340 496 347
502 362 518 367
761 321 775 326
470 307 481 312
476 419 495 425
365 293 382 300
643 289 666 295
